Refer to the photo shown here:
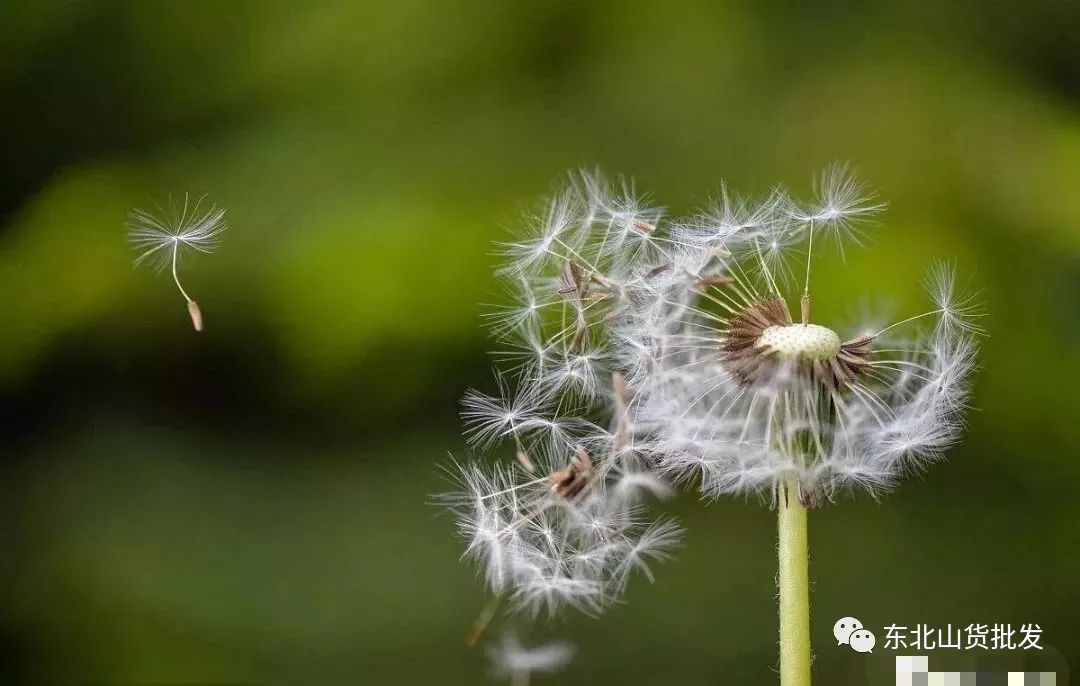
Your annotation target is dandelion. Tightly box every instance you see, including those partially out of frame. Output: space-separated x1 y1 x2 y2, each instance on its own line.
623 165 979 685
442 166 980 685
127 194 227 331
487 633 574 686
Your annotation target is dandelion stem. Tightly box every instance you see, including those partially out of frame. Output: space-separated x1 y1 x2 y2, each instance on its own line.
778 476 811 686
170 240 193 303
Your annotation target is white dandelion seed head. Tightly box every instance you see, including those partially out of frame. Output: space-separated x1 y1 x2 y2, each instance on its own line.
625 166 978 505
127 193 227 270
442 165 978 622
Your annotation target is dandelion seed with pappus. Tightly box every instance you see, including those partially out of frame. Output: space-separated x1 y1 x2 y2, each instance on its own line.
487 633 574 686
128 194 227 331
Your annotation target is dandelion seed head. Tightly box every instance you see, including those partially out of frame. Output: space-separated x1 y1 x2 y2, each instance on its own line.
441 165 977 624
127 193 227 270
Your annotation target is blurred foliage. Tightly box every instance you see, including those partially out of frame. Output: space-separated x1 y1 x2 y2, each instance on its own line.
2 0 1079 684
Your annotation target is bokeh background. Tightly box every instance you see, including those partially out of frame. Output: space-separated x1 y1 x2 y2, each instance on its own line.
2 1 1079 684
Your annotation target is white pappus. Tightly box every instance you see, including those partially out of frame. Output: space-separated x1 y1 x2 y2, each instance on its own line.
623 164 980 505
440 171 686 626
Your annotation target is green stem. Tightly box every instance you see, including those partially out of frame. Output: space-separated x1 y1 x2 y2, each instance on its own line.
778 478 811 686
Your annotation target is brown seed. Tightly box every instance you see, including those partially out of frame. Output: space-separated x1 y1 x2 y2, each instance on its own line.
187 300 204 332
547 446 594 499
646 262 672 279
555 260 584 294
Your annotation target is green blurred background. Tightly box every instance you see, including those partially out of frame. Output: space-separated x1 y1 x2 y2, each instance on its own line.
2 1 1078 683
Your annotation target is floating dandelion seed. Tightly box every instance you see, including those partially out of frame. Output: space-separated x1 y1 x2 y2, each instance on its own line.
487 634 574 686
127 194 227 331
